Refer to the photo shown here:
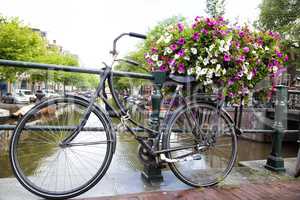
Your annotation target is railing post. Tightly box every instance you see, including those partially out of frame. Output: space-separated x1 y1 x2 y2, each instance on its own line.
141 71 166 183
265 85 287 172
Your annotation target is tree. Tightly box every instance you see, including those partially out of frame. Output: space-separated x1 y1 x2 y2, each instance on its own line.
0 15 47 82
257 0 300 75
206 0 226 17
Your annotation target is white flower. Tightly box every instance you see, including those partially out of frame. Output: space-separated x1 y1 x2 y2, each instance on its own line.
209 44 215 51
144 53 150 59
191 48 197 55
219 40 225 47
174 54 180 59
247 72 253 80
184 56 190 61
216 64 221 71
157 61 163 67
164 35 172 43
214 52 219 57
252 50 257 55
272 66 278 73
211 59 217 64
222 68 226 75
204 79 213 85
164 47 172 55
187 68 195 75
200 68 208 75
196 66 202 75
203 58 209 66
198 56 203 61
151 55 158 61
265 46 269 51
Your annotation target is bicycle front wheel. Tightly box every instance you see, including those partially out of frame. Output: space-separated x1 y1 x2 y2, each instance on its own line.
163 102 237 187
10 96 115 199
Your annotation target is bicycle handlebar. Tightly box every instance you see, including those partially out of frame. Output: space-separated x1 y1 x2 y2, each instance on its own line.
128 32 147 39
111 32 147 56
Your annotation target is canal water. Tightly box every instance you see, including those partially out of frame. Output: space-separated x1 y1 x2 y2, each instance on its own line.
0 112 298 179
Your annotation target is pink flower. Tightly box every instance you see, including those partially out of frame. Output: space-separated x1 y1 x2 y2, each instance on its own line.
177 23 184 32
159 65 168 72
192 32 200 41
178 63 185 74
224 54 231 62
177 49 185 57
195 16 201 22
275 50 283 58
239 31 245 37
201 28 208 35
238 55 245 62
170 44 177 51
243 47 250 53
177 37 185 45
228 79 234 86
168 59 176 67
151 48 158 53
284 55 289 62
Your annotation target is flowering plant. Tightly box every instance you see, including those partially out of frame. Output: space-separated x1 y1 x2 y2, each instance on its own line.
144 17 288 102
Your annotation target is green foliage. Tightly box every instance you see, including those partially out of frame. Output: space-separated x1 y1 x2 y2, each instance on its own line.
0 15 47 81
256 0 300 72
206 0 226 17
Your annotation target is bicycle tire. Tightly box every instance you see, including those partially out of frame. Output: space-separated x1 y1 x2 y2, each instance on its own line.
162 101 237 187
10 96 115 199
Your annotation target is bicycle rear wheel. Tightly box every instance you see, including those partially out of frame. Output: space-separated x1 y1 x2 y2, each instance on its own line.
163 102 237 187
10 96 115 199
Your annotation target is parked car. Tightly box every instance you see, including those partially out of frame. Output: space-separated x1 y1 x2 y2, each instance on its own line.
13 92 29 104
42 89 60 98
1 93 14 104
15 89 36 103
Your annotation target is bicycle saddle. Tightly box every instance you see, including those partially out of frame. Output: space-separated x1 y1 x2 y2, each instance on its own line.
169 74 196 83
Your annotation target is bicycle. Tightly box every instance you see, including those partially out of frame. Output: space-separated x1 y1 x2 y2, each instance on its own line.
9 32 238 199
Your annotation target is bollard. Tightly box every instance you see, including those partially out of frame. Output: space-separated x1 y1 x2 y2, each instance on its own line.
265 85 287 172
141 71 166 183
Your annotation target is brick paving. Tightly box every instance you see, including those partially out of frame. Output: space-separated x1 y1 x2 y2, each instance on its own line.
79 180 300 200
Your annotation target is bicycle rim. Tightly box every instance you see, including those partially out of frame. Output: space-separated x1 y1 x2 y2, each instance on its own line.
164 102 237 187
10 97 114 199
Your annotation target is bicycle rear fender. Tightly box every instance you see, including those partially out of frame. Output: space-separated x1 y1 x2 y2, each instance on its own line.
65 94 117 153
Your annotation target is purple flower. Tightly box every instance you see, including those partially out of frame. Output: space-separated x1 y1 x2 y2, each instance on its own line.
228 79 234 86
192 32 200 41
168 59 176 67
177 49 185 57
159 65 168 72
146 59 154 65
201 28 208 35
243 47 250 53
284 55 289 62
177 23 184 32
219 30 227 36
178 63 185 74
257 37 263 46
194 16 201 22
276 50 283 58
170 44 177 51
228 92 234 97
239 31 245 37
238 55 245 62
224 54 231 62
206 18 217 26
192 23 197 29
177 37 185 45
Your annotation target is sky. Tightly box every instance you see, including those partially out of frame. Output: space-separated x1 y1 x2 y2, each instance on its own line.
0 0 261 67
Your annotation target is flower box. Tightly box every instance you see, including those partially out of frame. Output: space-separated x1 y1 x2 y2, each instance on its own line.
144 17 288 102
